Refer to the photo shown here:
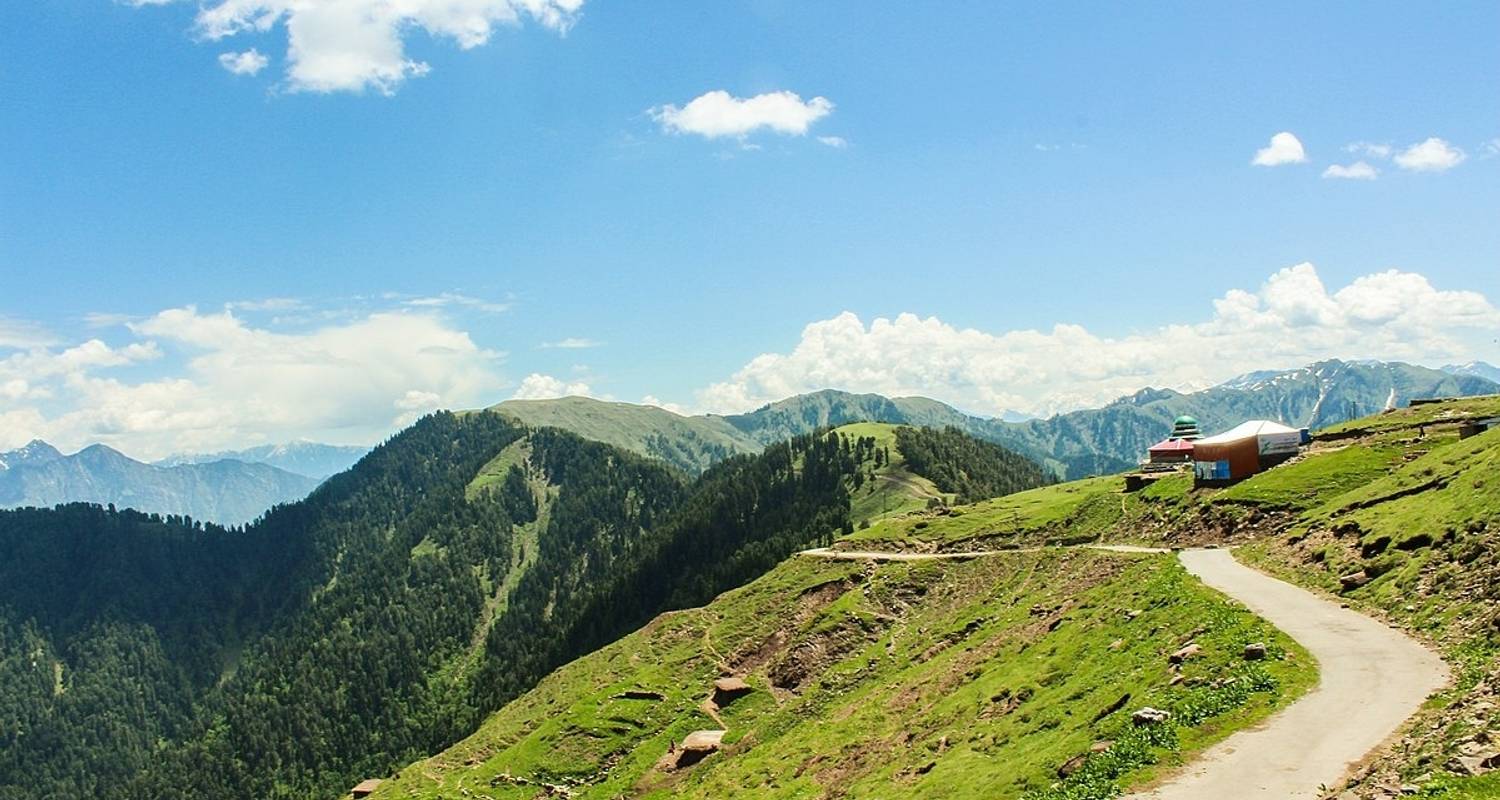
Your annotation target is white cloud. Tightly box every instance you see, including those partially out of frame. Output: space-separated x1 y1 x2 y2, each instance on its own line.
511 373 592 400
1251 132 1307 166
227 297 304 312
696 263 1500 419
1345 141 1392 159
1483 138 1500 159
399 292 512 313
641 395 687 415
1322 161 1378 180
540 337 602 349
650 90 833 139
0 317 58 349
1393 137 1466 172
218 48 269 76
818 136 848 149
0 308 507 457
142 0 583 94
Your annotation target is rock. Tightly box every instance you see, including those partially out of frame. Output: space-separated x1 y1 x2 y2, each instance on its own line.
1446 751 1500 777
711 677 753 706
1057 753 1089 778
1132 707 1171 726
1340 570 1371 590
670 730 727 769
1090 740 1114 753
614 689 665 701
1091 692 1131 722
1169 643 1203 664
1243 642 1268 660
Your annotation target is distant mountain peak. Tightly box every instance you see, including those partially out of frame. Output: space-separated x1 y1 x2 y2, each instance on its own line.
1441 361 1500 384
0 439 63 471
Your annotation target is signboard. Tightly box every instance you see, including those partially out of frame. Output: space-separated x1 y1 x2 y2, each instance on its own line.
1194 460 1231 481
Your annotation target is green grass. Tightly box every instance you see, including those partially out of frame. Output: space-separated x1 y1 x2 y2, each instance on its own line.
466 438 533 500
1232 421 1500 795
832 423 955 525
1213 441 1407 510
845 476 1123 549
1318 396 1500 437
490 396 760 475
1416 774 1500 798
370 550 1311 800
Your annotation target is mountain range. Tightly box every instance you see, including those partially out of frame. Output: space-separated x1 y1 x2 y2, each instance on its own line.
9 358 1494 527
155 441 370 480
0 441 321 526
497 359 1500 479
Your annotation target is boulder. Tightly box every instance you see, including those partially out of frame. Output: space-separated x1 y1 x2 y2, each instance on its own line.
1057 753 1089 778
1169 644 1203 664
670 730 727 769
1243 642 1268 660
1340 570 1371 590
711 677 753 706
1132 707 1171 726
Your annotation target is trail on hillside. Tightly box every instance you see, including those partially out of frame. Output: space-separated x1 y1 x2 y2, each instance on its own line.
1127 549 1449 799
799 544 1450 798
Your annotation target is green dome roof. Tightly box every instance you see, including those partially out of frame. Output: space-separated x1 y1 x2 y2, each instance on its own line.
1174 415 1199 425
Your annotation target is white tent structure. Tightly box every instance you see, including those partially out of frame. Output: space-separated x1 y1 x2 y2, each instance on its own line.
1193 420 1305 483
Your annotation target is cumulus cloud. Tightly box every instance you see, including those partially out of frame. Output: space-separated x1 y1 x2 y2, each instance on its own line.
510 373 592 400
650 90 833 139
1393 137 1466 172
1322 161 1378 180
1251 132 1307 166
218 48 269 76
142 0 583 94
0 308 506 457
696 263 1500 418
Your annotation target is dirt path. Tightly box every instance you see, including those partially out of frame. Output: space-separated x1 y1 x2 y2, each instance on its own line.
1125 548 1449 799
799 544 1450 798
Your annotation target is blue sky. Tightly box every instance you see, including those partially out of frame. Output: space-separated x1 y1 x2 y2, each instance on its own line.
2 1 1498 457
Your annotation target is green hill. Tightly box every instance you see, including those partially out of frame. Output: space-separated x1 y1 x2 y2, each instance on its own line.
370 397 1500 800
491 397 761 475
0 415 1045 800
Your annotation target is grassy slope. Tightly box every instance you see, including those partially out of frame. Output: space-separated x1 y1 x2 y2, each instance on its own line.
370 550 1308 800
491 397 759 475
835 422 955 524
373 399 1494 800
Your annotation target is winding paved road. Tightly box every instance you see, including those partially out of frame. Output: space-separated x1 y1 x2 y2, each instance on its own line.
800 545 1451 798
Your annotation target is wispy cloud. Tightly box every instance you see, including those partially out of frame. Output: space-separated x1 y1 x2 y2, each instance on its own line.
1322 161 1378 180
227 297 305 312
1345 141 1393 159
0 317 58 349
817 136 849 149
398 292 513 314
218 49 269 76
540 337 603 349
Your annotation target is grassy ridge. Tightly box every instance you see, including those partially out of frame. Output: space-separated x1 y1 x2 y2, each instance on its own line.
370 550 1309 800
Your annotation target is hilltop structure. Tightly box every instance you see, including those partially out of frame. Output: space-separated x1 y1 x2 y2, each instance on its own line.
1145 415 1202 464
1191 419 1304 485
